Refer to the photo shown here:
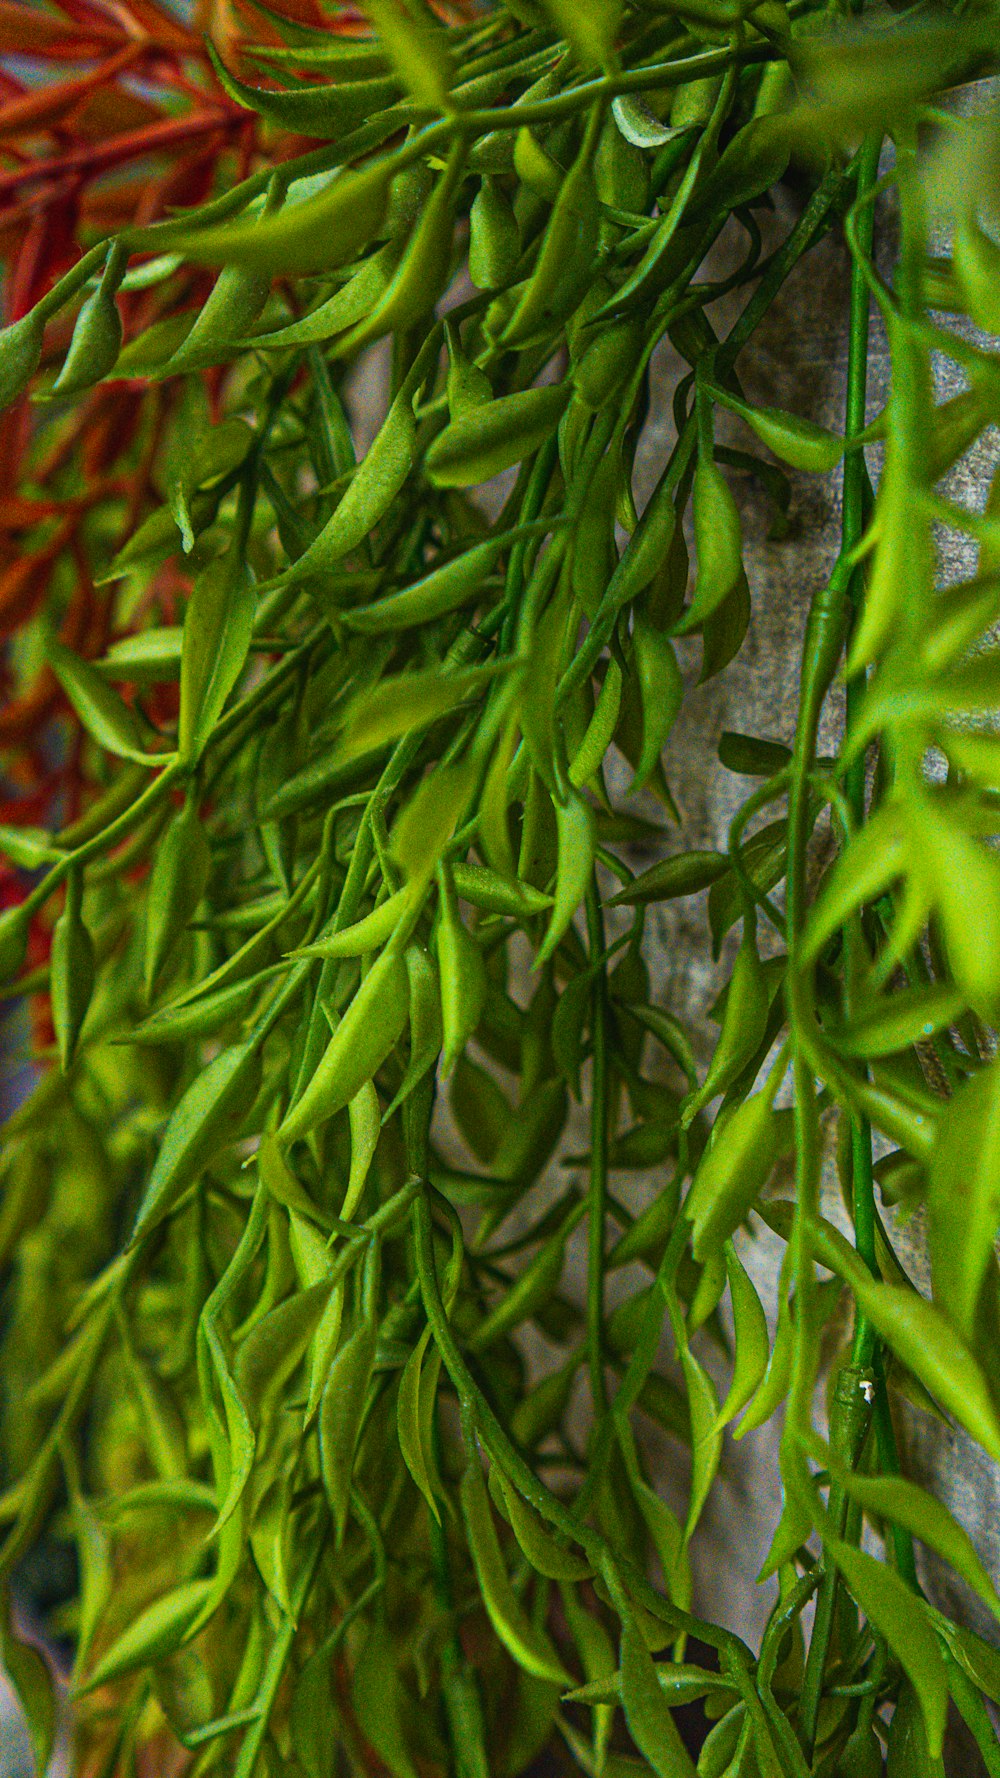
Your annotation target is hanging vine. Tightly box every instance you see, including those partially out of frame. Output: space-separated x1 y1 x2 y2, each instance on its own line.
2 3 1000 1774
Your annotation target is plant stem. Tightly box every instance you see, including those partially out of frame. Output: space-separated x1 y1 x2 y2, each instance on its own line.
839 136 920 1589
800 133 886 1759
585 877 609 1414
844 134 883 1365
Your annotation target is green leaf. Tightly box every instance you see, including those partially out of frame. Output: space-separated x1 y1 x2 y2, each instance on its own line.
397 1325 442 1522
828 983 967 1060
251 242 399 353
132 970 275 1045
288 387 415 583
280 946 409 1143
789 15 994 145
98 626 183 683
291 1642 338 1778
833 1466 1000 1627
672 462 742 634
145 799 211 994
886 1679 944 1778
296 886 414 962
343 536 506 633
682 920 769 1123
353 1617 420 1778
551 966 595 1098
0 309 44 410
48 638 156 763
717 732 791 778
0 1593 56 1777
698 567 751 685
810 1219 1000 1465
801 804 907 962
540 0 621 68
163 263 269 374
632 620 683 791
179 555 255 761
460 1458 573 1687
51 880 95 1070
452 861 552 919
570 658 622 790
208 43 401 138
611 95 679 150
731 398 845 473
504 138 599 345
614 1415 688 1607
467 1213 575 1350
235 1281 332 1423
927 1059 1000 1342
607 851 729 908
954 213 1000 334
383 943 442 1119
66 1485 113 1683
158 144 394 276
910 802 1000 1025
827 1541 947 1758
495 1470 591 1581
946 1622 1000 1706
79 1579 214 1693
319 1318 377 1540
677 1335 721 1543
685 1088 786 1262
203 1321 256 1535
131 1042 260 1243
425 385 570 487
689 113 790 219
340 665 500 765
469 176 520 291
619 1622 696 1777
362 0 452 110
53 279 122 395
561 1585 617 1778
0 823 62 869
511 1355 579 1449
716 1243 770 1430
537 792 594 966
390 756 479 887
437 865 487 1074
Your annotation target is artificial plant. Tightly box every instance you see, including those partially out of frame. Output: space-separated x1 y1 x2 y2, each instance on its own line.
2 3 1000 1776
0 0 320 995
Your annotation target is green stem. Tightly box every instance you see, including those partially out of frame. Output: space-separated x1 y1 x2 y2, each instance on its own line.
839 140 920 1589
585 878 609 1415
843 133 883 1360
798 134 884 1756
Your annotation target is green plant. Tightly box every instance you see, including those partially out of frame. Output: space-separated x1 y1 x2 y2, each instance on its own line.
3 3 1000 1774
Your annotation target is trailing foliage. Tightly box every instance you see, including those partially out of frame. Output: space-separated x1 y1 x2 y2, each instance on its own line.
2 2 1000 1774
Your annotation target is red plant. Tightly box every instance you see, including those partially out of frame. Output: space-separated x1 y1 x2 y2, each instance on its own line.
0 0 339 992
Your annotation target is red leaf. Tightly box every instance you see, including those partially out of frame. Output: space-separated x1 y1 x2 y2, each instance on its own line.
0 1 116 55
0 46 141 143
68 84 165 140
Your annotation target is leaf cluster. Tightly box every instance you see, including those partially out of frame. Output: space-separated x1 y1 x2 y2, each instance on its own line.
1 3 1000 1775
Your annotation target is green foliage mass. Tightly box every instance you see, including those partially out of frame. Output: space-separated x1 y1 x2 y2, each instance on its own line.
3 1 1000 1773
